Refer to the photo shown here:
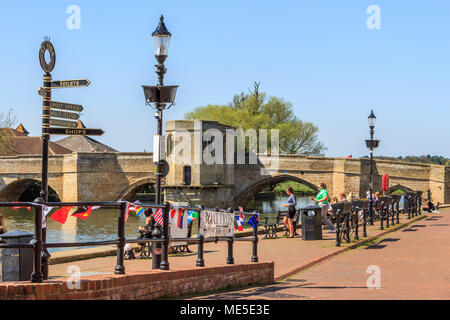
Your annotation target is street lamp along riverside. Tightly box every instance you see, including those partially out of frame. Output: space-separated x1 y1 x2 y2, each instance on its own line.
365 109 380 227
142 15 178 271
142 15 178 206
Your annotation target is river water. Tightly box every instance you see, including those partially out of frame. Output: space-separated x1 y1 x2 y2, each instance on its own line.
1 195 313 252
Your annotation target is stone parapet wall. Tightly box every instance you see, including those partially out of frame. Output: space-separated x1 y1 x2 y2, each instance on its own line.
0 262 274 300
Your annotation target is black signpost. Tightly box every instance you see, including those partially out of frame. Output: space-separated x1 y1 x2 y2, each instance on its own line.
36 38 103 281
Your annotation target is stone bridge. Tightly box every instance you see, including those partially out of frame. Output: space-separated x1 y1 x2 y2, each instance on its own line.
1 152 448 207
0 153 157 203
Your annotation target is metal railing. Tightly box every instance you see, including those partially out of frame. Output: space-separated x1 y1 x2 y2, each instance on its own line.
0 201 260 283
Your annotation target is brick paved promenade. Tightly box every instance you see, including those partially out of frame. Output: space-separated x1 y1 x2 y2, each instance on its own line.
190 210 450 300
50 211 437 286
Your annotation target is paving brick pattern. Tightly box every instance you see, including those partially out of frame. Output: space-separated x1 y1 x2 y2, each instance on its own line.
190 210 450 300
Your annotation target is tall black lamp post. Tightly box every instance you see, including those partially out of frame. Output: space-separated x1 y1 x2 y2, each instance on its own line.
142 16 178 271
142 15 178 205
365 110 380 225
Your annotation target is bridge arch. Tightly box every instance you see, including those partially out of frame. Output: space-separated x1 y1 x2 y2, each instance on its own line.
234 174 319 207
388 183 414 194
0 179 61 202
117 177 157 201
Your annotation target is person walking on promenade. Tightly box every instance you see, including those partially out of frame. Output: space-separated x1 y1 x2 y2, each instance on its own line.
282 187 297 238
310 183 336 233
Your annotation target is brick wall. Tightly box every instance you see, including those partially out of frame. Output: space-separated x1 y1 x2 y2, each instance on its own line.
0 262 274 300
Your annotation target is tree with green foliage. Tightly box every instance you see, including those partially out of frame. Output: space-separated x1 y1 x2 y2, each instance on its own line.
0 108 16 156
185 82 326 155
371 155 450 166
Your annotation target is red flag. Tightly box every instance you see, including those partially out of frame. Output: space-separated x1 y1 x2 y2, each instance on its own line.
49 206 72 224
72 206 93 220
170 208 176 220
124 202 130 224
12 202 31 211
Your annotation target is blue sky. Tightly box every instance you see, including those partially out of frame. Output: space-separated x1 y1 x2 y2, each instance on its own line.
0 0 449 157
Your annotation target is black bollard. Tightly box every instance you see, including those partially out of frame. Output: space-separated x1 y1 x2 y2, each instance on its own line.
226 237 234 264
251 211 259 262
196 235 205 267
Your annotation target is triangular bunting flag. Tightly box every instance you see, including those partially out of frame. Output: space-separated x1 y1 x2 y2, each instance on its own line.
72 206 93 220
49 206 72 224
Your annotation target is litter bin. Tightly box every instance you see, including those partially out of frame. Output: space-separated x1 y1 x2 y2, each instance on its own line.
299 206 323 240
0 230 34 282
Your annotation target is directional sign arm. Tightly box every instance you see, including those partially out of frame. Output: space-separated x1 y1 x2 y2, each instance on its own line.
38 87 50 98
45 128 104 136
50 79 90 88
50 101 84 112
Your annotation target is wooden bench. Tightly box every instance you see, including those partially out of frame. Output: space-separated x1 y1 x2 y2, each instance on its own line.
263 210 285 239
263 210 300 239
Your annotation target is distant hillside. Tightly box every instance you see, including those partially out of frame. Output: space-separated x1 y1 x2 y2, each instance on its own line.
362 155 449 166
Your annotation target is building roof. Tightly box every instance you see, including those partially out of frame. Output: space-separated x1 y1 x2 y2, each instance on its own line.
1 136 72 156
0 128 27 137
54 135 118 153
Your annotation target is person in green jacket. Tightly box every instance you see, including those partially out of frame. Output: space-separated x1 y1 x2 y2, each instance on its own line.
309 182 336 232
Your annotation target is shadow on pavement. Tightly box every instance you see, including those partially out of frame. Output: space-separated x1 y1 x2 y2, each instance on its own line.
365 238 400 250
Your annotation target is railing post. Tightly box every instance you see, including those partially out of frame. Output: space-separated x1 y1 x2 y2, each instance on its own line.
368 201 374 226
380 206 384 230
385 205 390 228
345 213 350 243
31 199 43 283
335 210 341 247
391 203 395 225
226 237 234 264
362 208 367 237
354 209 359 240
251 211 259 262
407 196 411 219
114 200 126 275
160 202 171 271
396 201 400 224
196 235 205 267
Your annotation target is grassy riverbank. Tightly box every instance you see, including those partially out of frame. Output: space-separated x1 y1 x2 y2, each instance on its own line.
271 181 316 196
